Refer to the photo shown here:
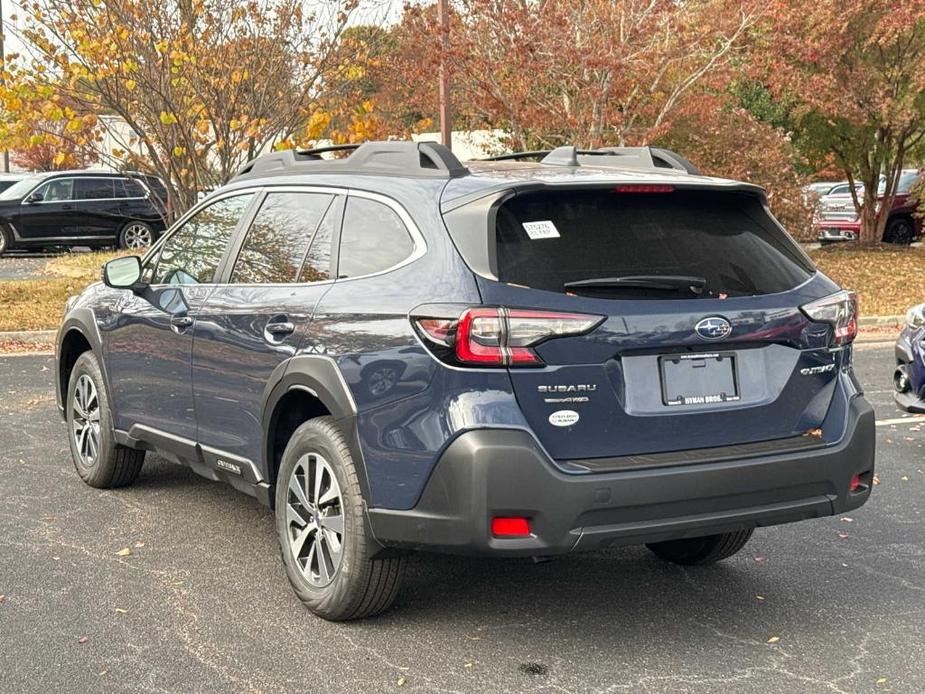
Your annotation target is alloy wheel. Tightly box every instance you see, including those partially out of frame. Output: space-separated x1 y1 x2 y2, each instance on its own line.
122 223 152 249
71 374 101 468
286 453 345 587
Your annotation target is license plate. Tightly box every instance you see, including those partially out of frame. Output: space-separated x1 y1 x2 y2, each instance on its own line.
659 353 740 406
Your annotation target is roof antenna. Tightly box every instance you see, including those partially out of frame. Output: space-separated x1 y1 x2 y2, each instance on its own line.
541 146 579 167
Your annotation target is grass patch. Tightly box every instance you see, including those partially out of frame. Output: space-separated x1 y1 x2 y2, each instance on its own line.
0 278 82 332
43 249 136 281
0 249 144 333
809 244 925 317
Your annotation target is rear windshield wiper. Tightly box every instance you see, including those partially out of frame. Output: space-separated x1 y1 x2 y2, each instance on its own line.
563 275 706 294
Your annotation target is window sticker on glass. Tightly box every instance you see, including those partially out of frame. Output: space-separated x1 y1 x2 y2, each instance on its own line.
522 220 561 240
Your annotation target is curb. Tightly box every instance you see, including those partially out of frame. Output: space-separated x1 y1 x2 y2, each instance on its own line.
858 315 903 327
0 330 56 345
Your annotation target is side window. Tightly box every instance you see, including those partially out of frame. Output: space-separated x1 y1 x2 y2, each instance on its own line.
34 179 74 202
230 192 333 284
116 178 147 198
74 178 116 200
152 194 253 285
338 197 415 278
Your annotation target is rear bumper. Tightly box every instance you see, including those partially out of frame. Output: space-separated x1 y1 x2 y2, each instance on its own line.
368 396 875 556
815 220 860 242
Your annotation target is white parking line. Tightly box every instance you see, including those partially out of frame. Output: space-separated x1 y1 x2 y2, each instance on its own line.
876 416 925 427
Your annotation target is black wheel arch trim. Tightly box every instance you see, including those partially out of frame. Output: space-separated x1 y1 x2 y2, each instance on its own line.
55 310 111 419
261 354 371 504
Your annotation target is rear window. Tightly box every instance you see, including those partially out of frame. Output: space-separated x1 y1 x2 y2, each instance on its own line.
494 189 813 298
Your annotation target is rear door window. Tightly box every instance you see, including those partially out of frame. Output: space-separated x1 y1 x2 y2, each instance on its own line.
153 194 254 285
74 178 116 200
230 191 334 284
494 189 813 298
338 197 415 278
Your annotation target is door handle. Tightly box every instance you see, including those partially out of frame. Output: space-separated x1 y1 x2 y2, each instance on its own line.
265 320 295 337
170 315 194 331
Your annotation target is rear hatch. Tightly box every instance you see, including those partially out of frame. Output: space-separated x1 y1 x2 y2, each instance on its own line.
440 183 852 464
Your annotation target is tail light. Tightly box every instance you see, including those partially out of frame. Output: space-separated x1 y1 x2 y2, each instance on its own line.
414 307 602 367
800 291 858 347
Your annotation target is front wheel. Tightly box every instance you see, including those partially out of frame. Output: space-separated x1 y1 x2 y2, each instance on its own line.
275 417 403 621
118 221 155 250
646 529 754 565
66 351 145 488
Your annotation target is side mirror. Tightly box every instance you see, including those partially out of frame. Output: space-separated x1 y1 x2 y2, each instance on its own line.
102 256 143 289
24 192 43 204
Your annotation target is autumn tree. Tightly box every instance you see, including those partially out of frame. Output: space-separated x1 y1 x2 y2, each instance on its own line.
394 0 764 151
0 84 101 170
759 0 925 244
5 0 360 215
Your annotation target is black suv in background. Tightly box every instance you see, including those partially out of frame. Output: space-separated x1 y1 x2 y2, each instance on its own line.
0 170 168 256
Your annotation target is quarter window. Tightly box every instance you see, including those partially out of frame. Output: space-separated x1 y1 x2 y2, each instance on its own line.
152 194 253 285
74 178 116 200
34 179 73 202
116 178 147 198
231 192 334 284
338 197 415 278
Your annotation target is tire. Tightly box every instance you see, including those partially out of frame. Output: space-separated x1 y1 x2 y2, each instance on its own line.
646 529 754 566
66 351 145 488
883 216 915 245
275 416 403 621
0 225 10 257
118 221 155 250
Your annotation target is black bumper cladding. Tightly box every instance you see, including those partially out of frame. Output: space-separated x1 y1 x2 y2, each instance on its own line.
367 396 875 557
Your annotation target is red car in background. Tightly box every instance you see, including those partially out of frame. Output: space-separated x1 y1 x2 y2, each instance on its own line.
815 169 923 244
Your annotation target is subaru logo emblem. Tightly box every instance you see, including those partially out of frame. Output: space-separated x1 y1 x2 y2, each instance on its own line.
694 316 732 341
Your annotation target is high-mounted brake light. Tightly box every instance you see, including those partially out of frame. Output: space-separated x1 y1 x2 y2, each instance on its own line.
614 184 675 194
414 307 603 367
800 291 858 347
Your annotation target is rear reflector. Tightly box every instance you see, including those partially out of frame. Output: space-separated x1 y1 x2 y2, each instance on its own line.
491 517 531 537
849 474 862 492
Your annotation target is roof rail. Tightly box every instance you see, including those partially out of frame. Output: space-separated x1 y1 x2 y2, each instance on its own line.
234 141 469 180
480 150 552 162
478 145 701 175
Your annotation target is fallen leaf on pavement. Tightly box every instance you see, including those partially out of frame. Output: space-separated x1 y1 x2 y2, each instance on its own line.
397 675 407 687
754 555 766 564
114 608 128 614
78 636 89 644
767 636 780 644
873 474 881 486
840 517 854 523
756 595 765 601
837 532 850 539
133 541 145 548
115 548 132 557
901 475 909 481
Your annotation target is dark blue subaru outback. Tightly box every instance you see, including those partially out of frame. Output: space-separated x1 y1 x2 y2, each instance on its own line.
55 142 875 620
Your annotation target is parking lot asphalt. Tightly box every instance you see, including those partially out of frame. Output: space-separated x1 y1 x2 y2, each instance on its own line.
1 342 923 693
0 253 55 280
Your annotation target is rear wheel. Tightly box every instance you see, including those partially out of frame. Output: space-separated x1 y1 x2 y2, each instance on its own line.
66 351 145 488
883 216 915 244
275 417 403 621
118 221 155 250
646 529 754 565
0 226 10 256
